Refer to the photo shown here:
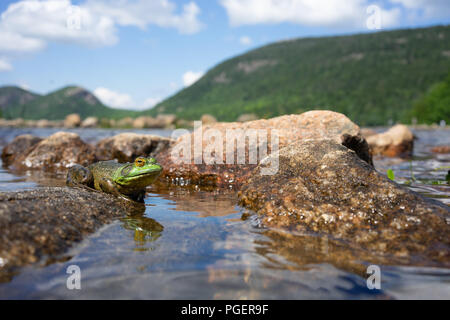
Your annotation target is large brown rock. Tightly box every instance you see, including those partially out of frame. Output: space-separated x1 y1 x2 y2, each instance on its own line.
157 111 372 187
238 140 450 265
0 187 149 282
1 134 42 167
366 124 414 157
16 132 96 172
96 133 174 163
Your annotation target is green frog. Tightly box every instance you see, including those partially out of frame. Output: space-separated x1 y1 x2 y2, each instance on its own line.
67 157 162 202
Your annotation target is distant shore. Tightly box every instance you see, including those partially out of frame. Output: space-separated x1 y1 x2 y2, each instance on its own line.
0 113 448 130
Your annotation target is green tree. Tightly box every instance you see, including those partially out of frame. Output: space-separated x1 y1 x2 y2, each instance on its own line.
411 73 450 124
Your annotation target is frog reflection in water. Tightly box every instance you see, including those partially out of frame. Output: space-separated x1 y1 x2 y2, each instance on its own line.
121 214 164 246
67 157 162 203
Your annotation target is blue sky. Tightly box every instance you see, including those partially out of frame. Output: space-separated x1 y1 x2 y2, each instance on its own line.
0 0 449 110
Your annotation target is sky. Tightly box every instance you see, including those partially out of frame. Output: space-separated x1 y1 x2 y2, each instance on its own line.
0 0 449 111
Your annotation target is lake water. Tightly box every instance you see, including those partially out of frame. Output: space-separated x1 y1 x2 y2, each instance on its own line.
0 127 449 299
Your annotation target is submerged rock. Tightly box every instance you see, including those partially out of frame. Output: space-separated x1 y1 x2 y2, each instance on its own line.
1 134 42 167
366 124 414 157
157 111 372 187
96 132 174 163
238 140 450 265
14 132 96 172
0 187 147 282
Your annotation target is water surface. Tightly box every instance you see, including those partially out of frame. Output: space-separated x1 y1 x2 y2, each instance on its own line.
0 127 449 299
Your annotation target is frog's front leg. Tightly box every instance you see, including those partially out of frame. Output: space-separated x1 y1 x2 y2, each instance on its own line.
67 164 96 191
98 177 135 202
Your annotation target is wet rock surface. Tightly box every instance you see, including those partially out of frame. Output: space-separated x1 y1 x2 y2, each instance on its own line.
157 111 372 187
96 133 174 163
366 124 414 157
431 145 450 154
238 140 450 266
1 134 42 167
13 132 96 173
0 187 145 282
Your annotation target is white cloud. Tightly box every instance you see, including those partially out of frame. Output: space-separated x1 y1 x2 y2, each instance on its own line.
183 71 204 87
0 0 118 48
0 30 46 52
0 58 12 71
220 0 431 28
0 0 203 69
390 0 450 19
18 82 30 90
142 97 162 109
239 35 252 45
94 87 135 109
85 0 203 34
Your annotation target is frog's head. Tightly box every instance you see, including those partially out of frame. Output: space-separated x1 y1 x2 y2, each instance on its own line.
113 157 162 187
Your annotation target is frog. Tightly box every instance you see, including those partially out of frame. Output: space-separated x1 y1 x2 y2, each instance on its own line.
67 157 162 203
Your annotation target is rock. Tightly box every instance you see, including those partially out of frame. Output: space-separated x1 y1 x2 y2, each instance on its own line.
24 120 36 127
64 113 81 128
431 145 450 154
16 132 96 172
236 113 259 122
201 114 217 125
131 116 168 129
176 119 194 128
360 128 377 138
96 133 174 163
81 116 98 128
116 117 134 128
157 111 372 187
0 187 149 282
238 140 450 265
132 116 151 129
8 118 25 127
99 118 115 128
35 119 55 128
366 124 414 157
156 114 177 128
1 134 42 167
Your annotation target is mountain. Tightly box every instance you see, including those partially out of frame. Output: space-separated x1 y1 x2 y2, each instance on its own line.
145 25 450 126
0 86 40 112
2 86 137 120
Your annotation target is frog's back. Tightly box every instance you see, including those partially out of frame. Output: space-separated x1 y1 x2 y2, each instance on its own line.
88 160 123 179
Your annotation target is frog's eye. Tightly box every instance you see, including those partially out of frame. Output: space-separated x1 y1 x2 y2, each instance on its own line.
135 158 146 167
